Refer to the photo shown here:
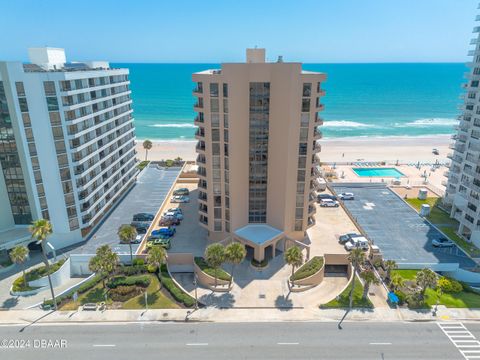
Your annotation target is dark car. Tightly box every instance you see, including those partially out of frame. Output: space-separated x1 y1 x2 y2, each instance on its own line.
159 216 180 226
133 213 155 222
130 221 151 233
173 188 190 196
317 194 337 201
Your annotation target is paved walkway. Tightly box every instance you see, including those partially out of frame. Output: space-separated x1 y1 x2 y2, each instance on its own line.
1 305 480 325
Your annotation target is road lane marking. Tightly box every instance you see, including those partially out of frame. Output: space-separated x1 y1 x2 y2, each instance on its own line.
186 343 208 346
369 342 392 345
277 342 299 345
93 344 116 347
438 322 480 359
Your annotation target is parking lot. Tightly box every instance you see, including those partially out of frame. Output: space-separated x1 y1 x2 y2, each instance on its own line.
331 183 477 270
72 165 181 255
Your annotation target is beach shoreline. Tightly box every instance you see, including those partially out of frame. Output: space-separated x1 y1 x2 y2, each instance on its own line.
136 134 451 163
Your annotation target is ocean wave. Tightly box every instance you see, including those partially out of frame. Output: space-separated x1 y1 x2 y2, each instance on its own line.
148 123 197 128
322 120 375 128
395 118 458 127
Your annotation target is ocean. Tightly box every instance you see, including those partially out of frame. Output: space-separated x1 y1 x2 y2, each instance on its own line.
115 63 466 141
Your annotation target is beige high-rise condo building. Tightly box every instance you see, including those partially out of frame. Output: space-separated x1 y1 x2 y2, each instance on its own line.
192 49 326 261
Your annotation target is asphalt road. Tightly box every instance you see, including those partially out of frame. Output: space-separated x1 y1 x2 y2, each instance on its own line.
0 321 478 359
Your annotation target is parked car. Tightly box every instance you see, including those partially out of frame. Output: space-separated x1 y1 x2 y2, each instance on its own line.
317 193 337 201
319 199 340 208
146 236 171 250
171 195 190 203
173 188 190 196
338 192 355 200
128 234 143 244
339 233 361 244
167 208 183 215
344 236 369 251
164 210 183 221
432 237 455 248
152 226 176 237
132 213 155 222
130 221 151 233
159 216 180 226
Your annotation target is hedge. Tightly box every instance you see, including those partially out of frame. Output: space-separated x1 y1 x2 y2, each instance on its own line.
107 275 150 289
290 256 324 282
121 264 147 276
194 257 231 281
43 274 104 308
160 265 195 307
137 161 150 170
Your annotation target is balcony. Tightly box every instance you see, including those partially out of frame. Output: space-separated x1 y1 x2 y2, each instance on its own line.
312 164 322 176
313 141 321 153
198 193 208 203
313 129 323 140
199 215 208 228
197 167 207 178
316 103 325 111
472 38 479 45
315 115 324 125
194 101 203 110
309 191 316 203
308 205 316 215
196 154 206 164
307 216 316 228
192 86 203 95
198 180 207 190
474 26 480 33
468 50 476 56
194 115 204 124
317 89 326 97
196 143 206 153
195 129 205 139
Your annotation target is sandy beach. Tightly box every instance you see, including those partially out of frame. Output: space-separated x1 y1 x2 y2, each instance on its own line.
136 135 451 164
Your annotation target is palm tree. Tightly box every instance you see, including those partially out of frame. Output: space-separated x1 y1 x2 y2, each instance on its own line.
284 246 304 287
415 268 437 298
390 273 405 292
224 242 246 288
348 248 366 309
143 139 153 161
117 224 137 264
29 219 57 310
89 245 119 288
360 269 379 300
204 243 225 288
383 259 397 280
147 246 166 273
9 245 29 290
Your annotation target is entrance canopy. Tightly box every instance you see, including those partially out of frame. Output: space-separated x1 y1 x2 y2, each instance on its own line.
234 224 284 261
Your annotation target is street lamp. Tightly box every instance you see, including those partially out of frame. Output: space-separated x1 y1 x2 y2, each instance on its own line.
193 274 198 310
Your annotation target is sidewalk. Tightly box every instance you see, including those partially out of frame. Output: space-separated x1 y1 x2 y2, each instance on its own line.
2 306 480 326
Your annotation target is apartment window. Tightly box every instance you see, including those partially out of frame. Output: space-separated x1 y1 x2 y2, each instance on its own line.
296 194 304 207
212 143 220 155
22 113 31 127
212 129 220 142
52 126 64 140
301 98 310 112
224 129 229 143
299 143 308 156
49 112 62 125
317 82 322 93
295 220 303 231
472 81 479 88
18 98 29 112
295 208 304 219
60 168 71 181
223 99 228 113
43 81 56 96
297 182 305 193
196 82 203 93
55 140 66 154
300 113 309 127
297 170 306 182
69 217 79 231
210 83 219 97
225 222 230 233
224 114 229 128
24 127 34 142
211 98 219 112
214 208 222 219
75 79 84 90
302 83 312 97
223 83 228 97
214 220 222 232
15 82 25 96
299 128 309 142
57 154 68 167
36 183 45 197
211 113 220 127
214 196 222 207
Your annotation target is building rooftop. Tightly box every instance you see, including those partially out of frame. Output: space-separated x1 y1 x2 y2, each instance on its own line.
234 224 284 245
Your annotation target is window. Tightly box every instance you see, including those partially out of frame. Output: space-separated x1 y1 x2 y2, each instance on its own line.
300 113 309 127
299 128 308 142
18 98 28 112
210 83 219 97
212 129 220 142
15 82 25 96
302 83 311 97
49 112 62 125
295 208 304 219
224 129 229 143
211 98 219 112
299 143 308 156
211 113 220 127
212 143 220 155
43 81 56 96
223 83 228 97
214 220 222 231
52 126 64 139
22 113 31 127
295 220 303 231
297 170 306 182
223 99 228 113
214 208 222 219
214 196 222 207
301 98 310 112
224 114 229 128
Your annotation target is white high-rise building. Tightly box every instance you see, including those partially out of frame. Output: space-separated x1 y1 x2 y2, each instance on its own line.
445 12 480 247
0 47 137 252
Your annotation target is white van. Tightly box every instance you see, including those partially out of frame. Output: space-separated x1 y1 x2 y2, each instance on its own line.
344 236 369 251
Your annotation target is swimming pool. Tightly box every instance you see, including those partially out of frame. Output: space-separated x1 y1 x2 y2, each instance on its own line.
352 167 405 177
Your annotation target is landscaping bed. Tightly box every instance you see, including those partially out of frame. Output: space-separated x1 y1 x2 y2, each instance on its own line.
159 265 195 307
12 259 66 292
123 274 181 309
290 256 324 282
137 160 150 170
321 276 373 309
194 257 232 281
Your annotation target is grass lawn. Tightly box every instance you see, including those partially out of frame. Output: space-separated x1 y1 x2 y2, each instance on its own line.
291 256 324 281
322 277 373 309
60 283 112 311
424 288 480 308
392 269 419 281
123 274 180 309
194 257 232 281
439 227 480 257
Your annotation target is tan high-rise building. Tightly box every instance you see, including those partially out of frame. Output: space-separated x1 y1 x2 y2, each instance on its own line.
192 49 325 260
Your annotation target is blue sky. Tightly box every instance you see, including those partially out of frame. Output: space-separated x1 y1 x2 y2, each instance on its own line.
1 0 478 63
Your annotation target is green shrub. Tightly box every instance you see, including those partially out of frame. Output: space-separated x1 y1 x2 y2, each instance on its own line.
77 274 104 294
121 264 147 276
137 161 150 170
147 264 158 273
132 258 145 266
15 259 67 289
395 290 407 305
107 275 150 289
160 265 195 307
290 256 324 281
194 257 231 281
438 277 463 293
12 277 38 292
406 291 426 309
109 285 142 302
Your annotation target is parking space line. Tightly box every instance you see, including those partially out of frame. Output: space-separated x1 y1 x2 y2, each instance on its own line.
186 343 208 346
277 342 299 345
